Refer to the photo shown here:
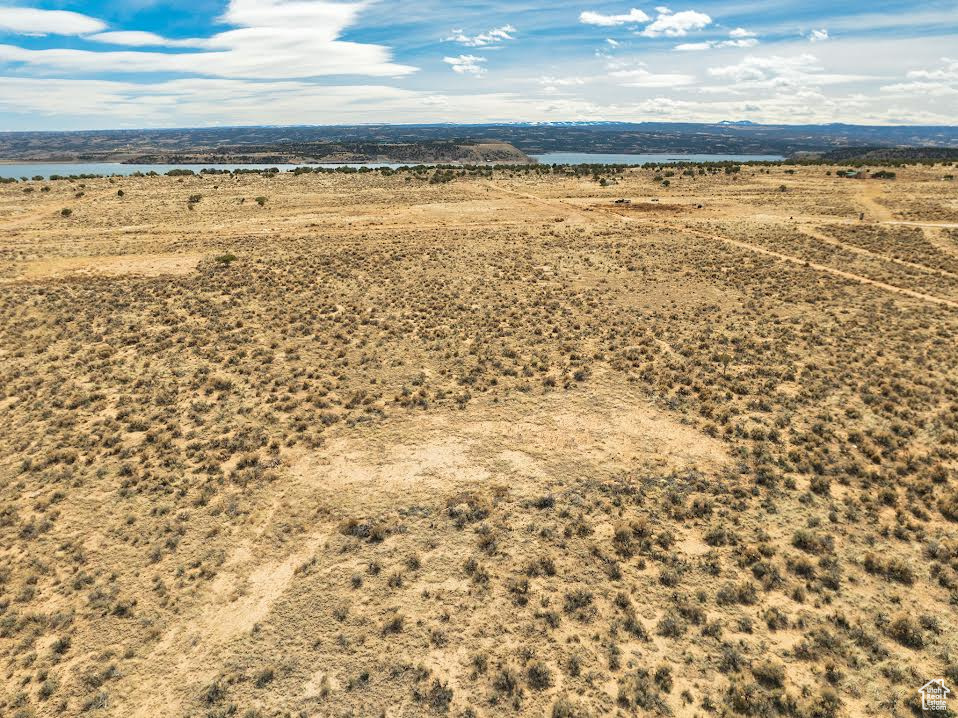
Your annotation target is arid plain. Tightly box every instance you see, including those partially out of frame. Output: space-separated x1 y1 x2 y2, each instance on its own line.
1 163 957 717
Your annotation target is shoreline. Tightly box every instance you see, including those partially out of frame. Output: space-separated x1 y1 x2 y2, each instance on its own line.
0 159 538 166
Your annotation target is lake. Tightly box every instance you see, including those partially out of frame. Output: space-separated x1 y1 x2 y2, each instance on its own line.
0 161 405 180
0 153 785 179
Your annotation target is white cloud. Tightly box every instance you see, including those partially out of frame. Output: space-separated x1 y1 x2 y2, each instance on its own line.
444 54 487 76
539 75 590 86
720 38 758 48
0 7 106 36
579 9 650 26
709 55 815 82
706 54 872 92
0 75 479 125
0 1 954 130
538 75 592 95
87 31 207 48
675 39 757 51
220 0 360 32
808 28 829 42
674 28 757 51
906 56 958 81
607 59 695 86
445 25 517 47
640 9 711 37
880 80 957 97
0 70 954 129
615 68 696 86
0 0 415 79
881 58 958 96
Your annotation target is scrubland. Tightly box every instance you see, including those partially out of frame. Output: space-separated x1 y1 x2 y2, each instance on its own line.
0 163 957 717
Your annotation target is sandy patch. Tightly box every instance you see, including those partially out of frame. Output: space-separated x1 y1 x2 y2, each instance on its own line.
9 252 201 280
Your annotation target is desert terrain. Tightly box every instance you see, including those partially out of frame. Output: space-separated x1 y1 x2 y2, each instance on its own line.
0 163 956 717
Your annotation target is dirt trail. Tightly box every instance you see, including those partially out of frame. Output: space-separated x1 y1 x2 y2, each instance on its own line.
923 226 958 258
856 182 895 222
494 179 958 309
798 224 958 280
123 525 332 717
488 179 958 310
478 179 958 308
493 182 958 310
693 229 958 309
0 207 61 232
604 208 958 309
1 253 201 282
482 183 596 221
886 220 958 229
540 190 958 309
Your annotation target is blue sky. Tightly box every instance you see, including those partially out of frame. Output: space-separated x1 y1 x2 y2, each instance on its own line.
0 0 955 130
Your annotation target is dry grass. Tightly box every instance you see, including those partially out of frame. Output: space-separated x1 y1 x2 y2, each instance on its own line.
0 162 956 717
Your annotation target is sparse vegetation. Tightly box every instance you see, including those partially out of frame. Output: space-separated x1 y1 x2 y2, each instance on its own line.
0 162 955 717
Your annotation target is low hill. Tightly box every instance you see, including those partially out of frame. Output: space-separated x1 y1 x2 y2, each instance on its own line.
809 146 958 163
2 123 957 162
122 140 534 165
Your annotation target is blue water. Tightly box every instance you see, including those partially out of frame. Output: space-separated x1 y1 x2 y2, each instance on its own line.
0 153 785 179
531 152 784 165
0 161 407 179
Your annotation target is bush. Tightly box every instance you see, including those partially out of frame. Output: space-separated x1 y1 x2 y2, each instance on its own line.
382 611 404 634
527 660 553 690
752 660 785 688
493 666 519 695
563 589 593 613
888 614 923 648
426 679 452 712
552 697 589 718
617 669 668 712
793 529 833 554
60 208 72 217
254 667 274 687
716 580 758 605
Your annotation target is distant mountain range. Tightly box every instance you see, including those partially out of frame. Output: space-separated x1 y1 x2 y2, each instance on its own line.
1 122 956 162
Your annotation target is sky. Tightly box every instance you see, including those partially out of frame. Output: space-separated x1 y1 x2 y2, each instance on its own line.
0 0 955 130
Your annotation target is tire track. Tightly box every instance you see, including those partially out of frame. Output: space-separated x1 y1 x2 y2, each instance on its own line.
491 184 958 310
609 210 958 309
797 224 958 280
